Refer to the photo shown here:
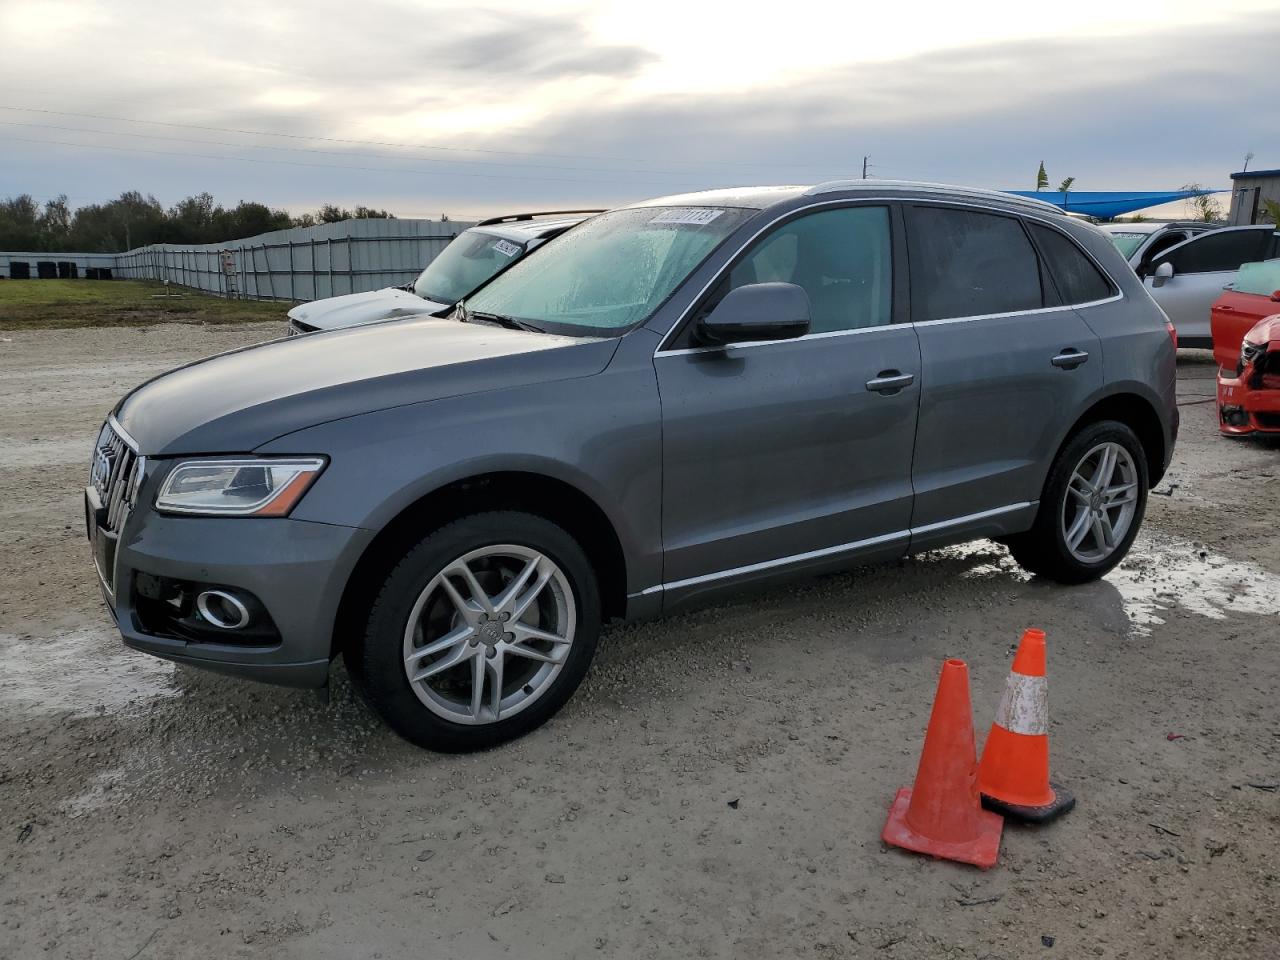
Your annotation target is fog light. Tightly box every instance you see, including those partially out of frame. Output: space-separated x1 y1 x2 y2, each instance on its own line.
196 589 251 629
1220 405 1248 427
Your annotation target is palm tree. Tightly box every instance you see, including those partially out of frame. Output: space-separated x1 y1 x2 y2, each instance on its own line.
1059 177 1076 211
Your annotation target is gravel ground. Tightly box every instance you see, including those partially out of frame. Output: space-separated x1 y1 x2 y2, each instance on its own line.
1 324 1277 960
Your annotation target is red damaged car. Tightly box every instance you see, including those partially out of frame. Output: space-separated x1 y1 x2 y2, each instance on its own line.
1213 259 1280 437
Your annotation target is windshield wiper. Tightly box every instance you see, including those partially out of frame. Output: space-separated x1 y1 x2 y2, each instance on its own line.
466 310 545 334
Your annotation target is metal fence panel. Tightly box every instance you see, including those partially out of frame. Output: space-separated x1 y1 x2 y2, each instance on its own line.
0 218 469 300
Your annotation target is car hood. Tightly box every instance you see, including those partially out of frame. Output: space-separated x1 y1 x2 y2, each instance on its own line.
287 287 450 330
115 318 616 455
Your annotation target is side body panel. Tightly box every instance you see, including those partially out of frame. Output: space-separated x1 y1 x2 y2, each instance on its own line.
1145 268 1236 343
654 326 920 606
258 330 665 610
905 205 1105 530
909 310 1102 528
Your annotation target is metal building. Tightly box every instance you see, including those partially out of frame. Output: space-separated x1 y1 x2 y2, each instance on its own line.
1228 169 1280 225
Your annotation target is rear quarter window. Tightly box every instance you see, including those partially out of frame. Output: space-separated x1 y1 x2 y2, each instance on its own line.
1028 223 1116 305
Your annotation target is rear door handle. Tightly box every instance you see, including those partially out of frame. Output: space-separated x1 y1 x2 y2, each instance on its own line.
865 371 915 394
1051 349 1089 370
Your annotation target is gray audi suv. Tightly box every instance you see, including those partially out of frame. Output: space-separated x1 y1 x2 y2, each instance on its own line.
87 180 1177 751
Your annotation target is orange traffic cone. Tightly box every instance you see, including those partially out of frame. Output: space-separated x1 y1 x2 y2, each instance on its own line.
882 658 1004 868
977 629 1075 824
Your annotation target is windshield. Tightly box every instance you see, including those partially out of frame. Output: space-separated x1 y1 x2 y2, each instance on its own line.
463 206 754 336
1107 233 1147 258
412 229 526 304
1233 258 1280 297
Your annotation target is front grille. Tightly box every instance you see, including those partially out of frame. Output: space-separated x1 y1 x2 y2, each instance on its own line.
90 419 141 532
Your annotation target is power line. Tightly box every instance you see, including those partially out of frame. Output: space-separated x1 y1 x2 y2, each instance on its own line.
0 133 732 189
0 104 847 172
0 119 784 180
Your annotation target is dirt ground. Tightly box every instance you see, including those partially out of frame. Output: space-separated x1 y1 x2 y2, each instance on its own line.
1 322 1277 960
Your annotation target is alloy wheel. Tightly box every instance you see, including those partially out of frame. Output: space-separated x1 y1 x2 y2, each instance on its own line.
1060 441 1139 564
401 544 576 725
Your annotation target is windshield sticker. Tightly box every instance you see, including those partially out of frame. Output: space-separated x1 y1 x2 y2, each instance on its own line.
649 208 724 226
492 239 522 258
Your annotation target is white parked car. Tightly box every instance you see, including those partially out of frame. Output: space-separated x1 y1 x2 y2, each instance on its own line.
1098 221 1216 276
1142 225 1280 347
287 211 600 335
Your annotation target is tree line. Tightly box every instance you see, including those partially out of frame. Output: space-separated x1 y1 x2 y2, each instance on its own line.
0 191 396 253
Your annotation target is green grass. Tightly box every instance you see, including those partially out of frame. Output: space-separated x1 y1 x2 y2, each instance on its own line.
0 279 294 330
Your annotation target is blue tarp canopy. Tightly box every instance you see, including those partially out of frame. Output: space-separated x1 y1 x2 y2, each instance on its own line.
1003 189 1222 220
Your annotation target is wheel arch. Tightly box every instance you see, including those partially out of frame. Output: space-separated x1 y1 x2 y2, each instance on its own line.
1059 390 1168 486
330 470 629 659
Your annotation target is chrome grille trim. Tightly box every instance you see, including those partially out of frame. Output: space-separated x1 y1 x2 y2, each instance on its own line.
90 419 142 533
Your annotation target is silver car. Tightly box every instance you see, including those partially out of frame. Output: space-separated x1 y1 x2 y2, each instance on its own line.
1143 225 1280 347
286 211 600 335
1099 221 1215 274
89 180 1177 752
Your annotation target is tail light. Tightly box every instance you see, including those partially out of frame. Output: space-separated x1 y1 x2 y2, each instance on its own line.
1166 320 1178 349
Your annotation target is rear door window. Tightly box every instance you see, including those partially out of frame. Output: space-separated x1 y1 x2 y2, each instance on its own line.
1028 223 1116 305
1156 229 1273 275
906 206 1043 321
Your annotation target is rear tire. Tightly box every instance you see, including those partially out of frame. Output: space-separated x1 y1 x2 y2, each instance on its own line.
346 511 600 752
1006 420 1148 584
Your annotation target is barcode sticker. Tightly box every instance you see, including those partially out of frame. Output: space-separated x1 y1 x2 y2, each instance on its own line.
649 208 724 226
492 239 522 258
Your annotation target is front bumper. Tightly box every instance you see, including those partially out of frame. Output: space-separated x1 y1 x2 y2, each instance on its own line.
100 508 374 688
1217 367 1280 436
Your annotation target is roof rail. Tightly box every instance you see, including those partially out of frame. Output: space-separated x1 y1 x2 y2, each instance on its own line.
475 209 606 226
804 179 1063 214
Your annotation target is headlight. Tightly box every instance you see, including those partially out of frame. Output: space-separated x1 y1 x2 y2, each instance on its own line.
1241 340 1264 367
155 457 326 516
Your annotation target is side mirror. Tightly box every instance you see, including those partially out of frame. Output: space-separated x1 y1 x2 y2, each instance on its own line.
1150 261 1175 288
698 282 811 345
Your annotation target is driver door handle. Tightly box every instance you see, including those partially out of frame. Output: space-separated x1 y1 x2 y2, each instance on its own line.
865 371 914 394
1051 349 1089 370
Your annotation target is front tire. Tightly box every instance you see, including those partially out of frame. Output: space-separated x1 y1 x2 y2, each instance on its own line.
1006 420 1148 584
348 511 601 752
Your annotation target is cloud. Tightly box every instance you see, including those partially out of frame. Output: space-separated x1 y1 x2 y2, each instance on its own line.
0 1 1275 219
425 10 655 79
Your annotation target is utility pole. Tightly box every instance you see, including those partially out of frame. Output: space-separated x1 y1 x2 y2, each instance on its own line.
862 155 870 179
1243 152 1254 172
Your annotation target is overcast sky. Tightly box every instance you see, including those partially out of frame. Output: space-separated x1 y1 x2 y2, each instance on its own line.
1 0 1275 220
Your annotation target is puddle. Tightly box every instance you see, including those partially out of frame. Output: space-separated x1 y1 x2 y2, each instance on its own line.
947 532 1280 635
0 628 179 717
1107 533 1280 633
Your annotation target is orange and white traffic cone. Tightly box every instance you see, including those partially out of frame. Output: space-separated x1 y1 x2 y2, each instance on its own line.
977 629 1075 824
882 658 1004 868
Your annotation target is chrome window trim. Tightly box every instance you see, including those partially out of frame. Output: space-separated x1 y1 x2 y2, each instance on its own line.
652 195 1124 358
634 501 1034 597
658 322 894 358
910 292 1123 328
